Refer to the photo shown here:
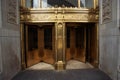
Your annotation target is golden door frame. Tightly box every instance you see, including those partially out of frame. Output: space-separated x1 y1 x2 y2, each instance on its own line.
20 8 99 70
24 24 55 67
20 22 99 70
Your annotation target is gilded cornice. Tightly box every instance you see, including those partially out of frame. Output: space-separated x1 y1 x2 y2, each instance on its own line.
20 7 98 23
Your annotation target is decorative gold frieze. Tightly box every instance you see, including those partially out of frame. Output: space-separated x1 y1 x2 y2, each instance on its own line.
21 8 98 23
64 14 98 22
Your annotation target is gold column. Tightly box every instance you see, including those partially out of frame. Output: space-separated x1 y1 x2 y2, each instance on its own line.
20 23 26 69
21 0 26 7
55 22 65 70
96 0 98 7
94 0 96 9
52 25 55 63
78 0 81 8
63 23 66 62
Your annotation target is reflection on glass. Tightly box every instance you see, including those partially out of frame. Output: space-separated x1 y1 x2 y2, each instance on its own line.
25 0 94 8
81 0 86 7
80 0 93 8
66 27 70 48
26 0 32 8
75 27 84 48
44 28 52 50
28 27 38 50
85 0 93 8
33 0 40 8
42 0 48 8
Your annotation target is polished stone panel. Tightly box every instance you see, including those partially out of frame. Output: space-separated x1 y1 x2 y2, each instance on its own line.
118 37 120 80
0 0 20 80
99 0 120 80
0 31 20 80
28 62 54 70
66 60 93 69
1 37 21 80
99 36 118 80
0 29 20 37
99 26 119 36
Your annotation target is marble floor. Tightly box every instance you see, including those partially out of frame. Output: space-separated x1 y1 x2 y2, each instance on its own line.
12 60 112 80
28 62 54 70
28 60 93 70
66 60 94 69
12 61 112 80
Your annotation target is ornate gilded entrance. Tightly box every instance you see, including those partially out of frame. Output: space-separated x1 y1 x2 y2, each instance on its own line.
24 24 55 67
66 23 98 65
20 0 99 69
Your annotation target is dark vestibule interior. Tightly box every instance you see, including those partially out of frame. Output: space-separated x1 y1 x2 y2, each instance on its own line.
24 23 55 67
66 23 98 67
26 0 93 8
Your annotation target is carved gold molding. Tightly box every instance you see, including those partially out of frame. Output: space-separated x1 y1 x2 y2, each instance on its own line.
20 8 98 23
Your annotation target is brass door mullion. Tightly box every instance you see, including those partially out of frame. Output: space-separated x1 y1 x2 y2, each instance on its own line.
25 25 29 67
63 23 66 62
52 25 55 63
55 23 58 62
84 27 87 62
21 0 26 7
88 27 91 61
56 22 64 61
78 0 80 8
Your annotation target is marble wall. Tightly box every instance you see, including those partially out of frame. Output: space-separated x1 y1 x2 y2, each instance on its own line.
0 0 1 29
117 0 120 79
99 0 120 80
118 36 120 80
0 0 21 80
0 38 2 74
0 0 2 75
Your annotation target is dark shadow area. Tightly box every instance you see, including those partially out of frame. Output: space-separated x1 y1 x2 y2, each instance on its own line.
12 69 112 80
47 0 78 7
